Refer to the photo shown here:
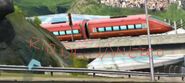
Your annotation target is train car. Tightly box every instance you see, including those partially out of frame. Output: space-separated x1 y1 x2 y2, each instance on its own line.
41 14 173 41
87 14 173 39
41 21 84 41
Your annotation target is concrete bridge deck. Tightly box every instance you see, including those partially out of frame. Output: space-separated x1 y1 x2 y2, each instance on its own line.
62 34 185 50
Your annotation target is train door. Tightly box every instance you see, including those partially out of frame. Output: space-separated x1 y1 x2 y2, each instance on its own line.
81 20 90 39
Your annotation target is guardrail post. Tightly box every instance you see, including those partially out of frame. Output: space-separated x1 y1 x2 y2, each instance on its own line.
128 74 131 78
181 66 185 81
93 67 95 77
157 76 160 80
49 65 53 77
157 72 160 80
51 71 53 77
184 55 185 66
182 77 184 81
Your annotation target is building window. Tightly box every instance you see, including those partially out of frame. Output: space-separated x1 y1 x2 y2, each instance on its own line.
98 27 105 32
66 30 72 35
73 30 79 34
53 31 59 36
113 26 120 31
120 26 127 30
105 27 112 31
135 24 142 29
128 25 135 29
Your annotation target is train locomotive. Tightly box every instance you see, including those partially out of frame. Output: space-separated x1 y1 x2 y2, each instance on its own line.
41 14 173 41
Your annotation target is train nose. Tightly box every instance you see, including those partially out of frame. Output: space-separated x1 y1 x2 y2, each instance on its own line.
162 21 173 31
165 25 173 31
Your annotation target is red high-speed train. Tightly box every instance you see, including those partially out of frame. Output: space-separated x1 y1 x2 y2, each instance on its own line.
41 14 173 41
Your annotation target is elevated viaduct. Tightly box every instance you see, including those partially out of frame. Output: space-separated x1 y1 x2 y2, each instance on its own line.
61 34 185 59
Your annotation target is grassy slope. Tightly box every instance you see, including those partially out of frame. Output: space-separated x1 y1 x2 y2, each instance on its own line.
14 0 73 16
68 0 145 16
14 0 185 21
1 7 72 66
155 4 185 21
68 0 185 21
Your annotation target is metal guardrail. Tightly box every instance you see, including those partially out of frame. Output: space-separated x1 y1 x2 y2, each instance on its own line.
0 65 185 79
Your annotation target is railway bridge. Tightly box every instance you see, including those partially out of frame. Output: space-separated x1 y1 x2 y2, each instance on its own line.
61 34 185 59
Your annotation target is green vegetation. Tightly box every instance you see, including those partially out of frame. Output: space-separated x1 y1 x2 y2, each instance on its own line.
0 6 72 66
70 56 88 76
33 16 42 27
72 56 88 68
154 4 185 21
68 0 145 16
69 0 185 21
9 0 185 67
14 0 73 16
15 0 185 22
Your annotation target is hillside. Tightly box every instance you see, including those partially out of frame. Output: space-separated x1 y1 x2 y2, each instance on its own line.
68 0 145 16
68 0 185 21
0 7 72 66
14 0 73 16
14 0 185 22
14 0 146 16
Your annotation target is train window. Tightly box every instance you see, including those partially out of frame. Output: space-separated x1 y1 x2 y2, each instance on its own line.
113 26 120 31
53 31 59 36
59 31 65 35
93 28 97 32
128 25 135 29
98 28 105 32
120 26 127 30
73 30 79 34
135 24 142 29
142 24 146 28
105 27 112 31
66 30 72 35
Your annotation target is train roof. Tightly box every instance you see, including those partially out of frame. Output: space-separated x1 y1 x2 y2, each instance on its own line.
40 20 83 29
87 14 148 24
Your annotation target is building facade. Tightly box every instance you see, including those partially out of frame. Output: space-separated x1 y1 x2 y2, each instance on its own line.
100 0 181 11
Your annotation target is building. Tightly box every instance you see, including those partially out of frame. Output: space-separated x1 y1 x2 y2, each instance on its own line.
100 0 181 11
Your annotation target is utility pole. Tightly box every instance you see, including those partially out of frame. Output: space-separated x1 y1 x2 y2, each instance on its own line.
144 0 155 82
68 13 74 41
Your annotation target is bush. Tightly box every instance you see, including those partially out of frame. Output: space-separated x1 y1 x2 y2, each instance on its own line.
72 56 88 68
33 16 41 27
70 55 88 76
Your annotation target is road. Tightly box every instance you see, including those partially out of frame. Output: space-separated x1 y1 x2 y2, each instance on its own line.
0 75 184 83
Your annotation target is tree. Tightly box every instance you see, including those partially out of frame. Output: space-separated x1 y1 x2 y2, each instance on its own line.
182 0 185 9
33 16 41 27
